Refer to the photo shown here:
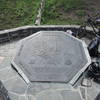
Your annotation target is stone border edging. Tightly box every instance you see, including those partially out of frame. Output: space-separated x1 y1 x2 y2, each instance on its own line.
0 25 94 43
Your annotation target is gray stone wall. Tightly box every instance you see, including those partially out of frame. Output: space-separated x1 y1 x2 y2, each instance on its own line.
0 25 94 43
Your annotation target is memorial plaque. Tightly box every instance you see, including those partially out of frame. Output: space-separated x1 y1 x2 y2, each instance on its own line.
11 31 91 84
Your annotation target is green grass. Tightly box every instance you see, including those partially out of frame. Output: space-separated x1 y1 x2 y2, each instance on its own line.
0 0 40 30
56 0 86 11
42 18 84 25
42 0 87 25
75 10 86 17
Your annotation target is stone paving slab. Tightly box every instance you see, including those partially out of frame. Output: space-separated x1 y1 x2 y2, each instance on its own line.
26 95 35 100
86 81 100 100
12 31 90 84
0 57 12 70
8 92 19 100
36 91 62 100
19 96 27 100
0 56 5 64
0 42 17 57
0 38 100 100
3 76 27 95
0 67 18 82
79 86 86 100
27 82 73 96
60 90 82 100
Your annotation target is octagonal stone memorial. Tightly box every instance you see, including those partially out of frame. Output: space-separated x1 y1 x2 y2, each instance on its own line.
11 31 91 85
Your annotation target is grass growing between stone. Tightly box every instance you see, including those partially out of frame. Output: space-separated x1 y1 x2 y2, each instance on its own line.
0 0 40 30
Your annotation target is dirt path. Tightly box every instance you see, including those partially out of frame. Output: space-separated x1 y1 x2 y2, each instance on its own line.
85 0 100 13
58 0 100 23
87 0 100 9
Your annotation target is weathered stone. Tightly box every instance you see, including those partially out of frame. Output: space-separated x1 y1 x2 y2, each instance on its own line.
3 77 27 95
12 31 91 84
95 92 100 100
79 87 86 99
36 91 62 100
50 83 72 90
87 82 100 100
0 27 99 100
25 95 35 100
60 90 82 100
26 82 51 95
0 81 11 100
0 56 5 64
8 92 19 100
81 78 92 87
0 67 17 81
0 57 11 69
19 96 27 100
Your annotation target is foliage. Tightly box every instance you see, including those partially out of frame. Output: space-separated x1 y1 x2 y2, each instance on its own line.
0 0 40 30
42 0 86 25
42 18 84 25
75 10 86 17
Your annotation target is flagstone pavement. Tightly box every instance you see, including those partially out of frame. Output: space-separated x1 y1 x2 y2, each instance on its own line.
0 39 100 100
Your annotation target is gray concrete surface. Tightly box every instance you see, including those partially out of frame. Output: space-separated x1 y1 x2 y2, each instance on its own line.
12 31 90 84
0 37 100 100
